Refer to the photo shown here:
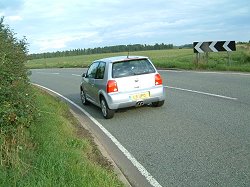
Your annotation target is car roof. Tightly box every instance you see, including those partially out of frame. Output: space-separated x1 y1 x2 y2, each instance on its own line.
95 56 148 63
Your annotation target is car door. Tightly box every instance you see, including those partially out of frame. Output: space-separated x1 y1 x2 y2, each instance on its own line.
83 62 99 103
92 61 106 104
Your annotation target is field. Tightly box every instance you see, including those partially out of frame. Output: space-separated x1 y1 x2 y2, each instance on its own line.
26 45 250 72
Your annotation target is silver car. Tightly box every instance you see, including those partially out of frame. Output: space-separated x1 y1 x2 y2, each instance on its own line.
80 56 165 119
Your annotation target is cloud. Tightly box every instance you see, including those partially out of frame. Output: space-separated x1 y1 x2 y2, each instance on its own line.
1 0 249 53
32 32 101 52
6 15 22 21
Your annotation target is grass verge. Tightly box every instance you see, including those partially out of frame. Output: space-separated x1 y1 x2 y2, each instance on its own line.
0 87 124 187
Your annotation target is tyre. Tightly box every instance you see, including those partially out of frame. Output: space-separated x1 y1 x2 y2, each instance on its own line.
80 89 89 105
100 98 115 119
152 100 165 107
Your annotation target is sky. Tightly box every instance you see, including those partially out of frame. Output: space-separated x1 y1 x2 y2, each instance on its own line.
0 0 249 54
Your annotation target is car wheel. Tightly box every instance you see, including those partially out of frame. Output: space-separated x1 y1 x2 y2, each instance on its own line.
100 98 115 119
80 89 89 105
152 100 165 107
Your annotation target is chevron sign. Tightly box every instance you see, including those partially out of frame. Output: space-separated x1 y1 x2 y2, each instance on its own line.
193 41 236 53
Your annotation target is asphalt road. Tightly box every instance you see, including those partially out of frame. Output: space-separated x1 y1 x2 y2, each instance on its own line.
30 68 250 187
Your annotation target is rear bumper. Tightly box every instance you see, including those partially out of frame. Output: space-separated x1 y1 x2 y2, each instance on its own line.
105 86 166 110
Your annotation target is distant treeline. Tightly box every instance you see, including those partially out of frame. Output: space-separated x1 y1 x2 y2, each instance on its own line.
29 43 187 59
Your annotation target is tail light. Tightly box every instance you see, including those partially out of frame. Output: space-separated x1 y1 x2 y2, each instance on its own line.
107 80 118 93
155 74 163 85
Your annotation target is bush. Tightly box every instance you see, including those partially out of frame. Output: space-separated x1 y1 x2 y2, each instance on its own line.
0 17 36 168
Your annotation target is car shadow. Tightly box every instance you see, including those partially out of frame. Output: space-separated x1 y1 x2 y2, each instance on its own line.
63 93 103 119
116 104 152 113
64 93 154 119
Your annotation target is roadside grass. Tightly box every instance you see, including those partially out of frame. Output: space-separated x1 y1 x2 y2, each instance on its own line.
0 87 124 187
26 44 250 72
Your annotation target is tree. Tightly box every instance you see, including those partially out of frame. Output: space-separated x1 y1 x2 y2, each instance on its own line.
28 43 174 59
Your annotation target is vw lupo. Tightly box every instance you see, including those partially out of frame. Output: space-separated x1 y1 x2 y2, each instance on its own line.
80 56 165 119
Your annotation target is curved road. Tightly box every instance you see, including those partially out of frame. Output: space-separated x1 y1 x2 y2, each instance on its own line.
31 69 250 187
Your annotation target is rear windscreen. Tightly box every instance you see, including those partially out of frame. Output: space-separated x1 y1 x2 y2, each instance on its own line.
112 59 156 78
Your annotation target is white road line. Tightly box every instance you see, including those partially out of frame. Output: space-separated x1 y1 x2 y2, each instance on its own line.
159 70 184 73
36 72 60 75
32 83 162 187
72 74 81 77
159 70 250 76
165 86 238 100
192 71 250 76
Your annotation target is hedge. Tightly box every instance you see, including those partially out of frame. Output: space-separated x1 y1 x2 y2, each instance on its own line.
0 17 36 168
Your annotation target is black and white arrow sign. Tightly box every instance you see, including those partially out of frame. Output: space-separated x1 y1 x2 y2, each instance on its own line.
193 41 236 53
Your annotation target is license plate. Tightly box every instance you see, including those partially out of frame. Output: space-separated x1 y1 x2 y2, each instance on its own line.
130 92 150 101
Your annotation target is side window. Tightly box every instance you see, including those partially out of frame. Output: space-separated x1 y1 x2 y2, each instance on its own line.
86 62 99 78
95 62 106 79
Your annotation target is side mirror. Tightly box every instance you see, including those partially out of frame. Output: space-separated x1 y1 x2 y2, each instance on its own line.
82 73 86 78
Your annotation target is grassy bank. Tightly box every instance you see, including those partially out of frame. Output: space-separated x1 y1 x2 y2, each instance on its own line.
26 44 250 72
0 87 124 187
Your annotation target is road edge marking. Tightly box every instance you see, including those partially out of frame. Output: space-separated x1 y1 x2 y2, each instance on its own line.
32 83 162 187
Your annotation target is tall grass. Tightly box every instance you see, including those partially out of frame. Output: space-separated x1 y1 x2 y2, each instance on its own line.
26 44 250 72
0 87 124 186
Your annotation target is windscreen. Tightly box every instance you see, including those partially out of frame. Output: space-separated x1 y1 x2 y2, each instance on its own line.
112 59 156 78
